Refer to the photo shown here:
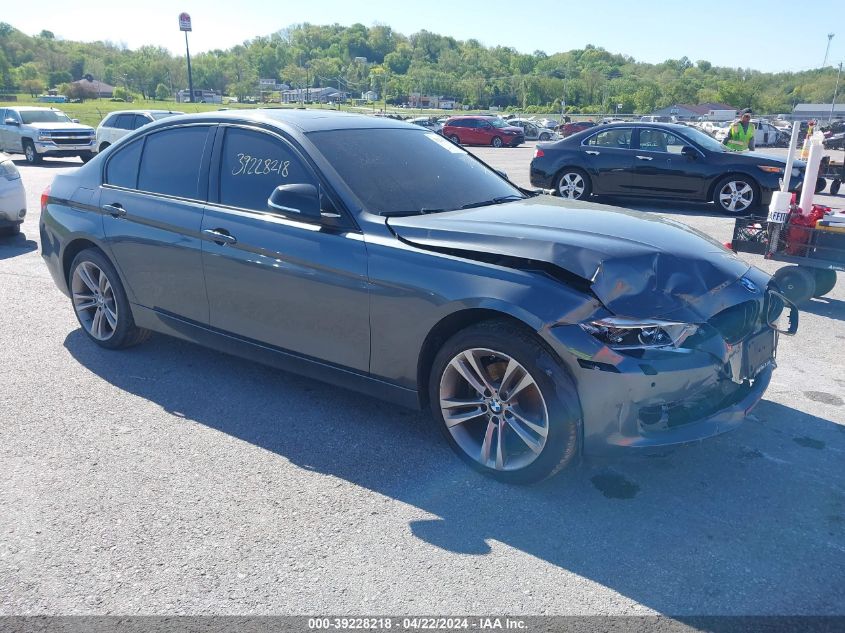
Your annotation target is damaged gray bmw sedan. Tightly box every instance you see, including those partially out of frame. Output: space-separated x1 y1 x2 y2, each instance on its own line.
40 110 798 483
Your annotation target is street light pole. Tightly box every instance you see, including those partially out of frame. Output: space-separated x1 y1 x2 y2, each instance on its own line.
831 61 843 123
823 33 835 68
179 13 194 103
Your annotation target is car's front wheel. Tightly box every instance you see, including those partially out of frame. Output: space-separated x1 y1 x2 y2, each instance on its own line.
69 249 151 349
23 140 42 164
714 176 757 215
79 151 95 163
449 134 461 145
555 168 591 200
539 132 551 141
429 320 581 484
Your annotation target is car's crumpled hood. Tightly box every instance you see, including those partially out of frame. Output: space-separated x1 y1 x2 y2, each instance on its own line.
386 196 752 322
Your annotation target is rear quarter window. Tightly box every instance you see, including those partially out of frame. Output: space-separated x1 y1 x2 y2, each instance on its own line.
104 138 143 189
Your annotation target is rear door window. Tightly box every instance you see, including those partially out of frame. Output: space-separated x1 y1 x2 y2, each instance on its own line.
585 128 633 148
217 127 316 212
115 114 135 130
137 126 211 199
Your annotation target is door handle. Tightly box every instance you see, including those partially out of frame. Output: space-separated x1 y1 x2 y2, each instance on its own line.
202 228 237 245
635 155 653 161
585 150 600 155
102 203 126 218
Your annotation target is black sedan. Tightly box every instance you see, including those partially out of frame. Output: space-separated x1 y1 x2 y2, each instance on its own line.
530 122 805 215
40 110 795 483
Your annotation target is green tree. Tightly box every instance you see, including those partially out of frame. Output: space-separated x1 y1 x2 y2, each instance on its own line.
155 83 170 100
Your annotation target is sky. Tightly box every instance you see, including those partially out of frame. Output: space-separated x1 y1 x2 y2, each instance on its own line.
9 0 845 73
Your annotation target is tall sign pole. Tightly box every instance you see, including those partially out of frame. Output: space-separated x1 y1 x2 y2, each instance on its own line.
179 12 194 103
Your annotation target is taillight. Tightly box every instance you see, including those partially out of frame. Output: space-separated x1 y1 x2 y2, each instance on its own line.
41 185 51 213
534 148 545 158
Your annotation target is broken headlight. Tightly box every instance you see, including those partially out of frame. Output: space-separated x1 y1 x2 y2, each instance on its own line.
580 317 698 349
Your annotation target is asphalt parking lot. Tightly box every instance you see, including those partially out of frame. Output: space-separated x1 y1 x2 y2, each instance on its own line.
1 145 844 617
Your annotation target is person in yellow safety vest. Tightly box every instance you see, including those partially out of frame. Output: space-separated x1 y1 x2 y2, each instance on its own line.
724 108 756 152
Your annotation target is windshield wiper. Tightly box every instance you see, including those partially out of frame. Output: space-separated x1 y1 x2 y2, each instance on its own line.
458 194 525 210
380 207 446 217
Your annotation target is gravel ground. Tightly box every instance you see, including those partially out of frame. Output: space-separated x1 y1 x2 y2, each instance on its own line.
0 146 843 617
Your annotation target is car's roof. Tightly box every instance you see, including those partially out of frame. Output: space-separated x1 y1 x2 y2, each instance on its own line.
6 106 63 111
109 109 184 115
446 114 497 119
150 108 415 133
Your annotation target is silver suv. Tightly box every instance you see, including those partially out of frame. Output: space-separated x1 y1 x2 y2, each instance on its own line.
0 107 96 164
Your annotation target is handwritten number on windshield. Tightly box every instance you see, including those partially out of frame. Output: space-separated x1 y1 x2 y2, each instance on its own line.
232 154 290 177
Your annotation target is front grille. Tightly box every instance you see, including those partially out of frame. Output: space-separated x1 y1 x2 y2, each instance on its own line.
639 379 752 430
50 137 91 145
708 300 759 344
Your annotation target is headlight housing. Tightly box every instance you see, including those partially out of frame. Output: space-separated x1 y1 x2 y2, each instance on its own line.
757 165 783 174
37 131 52 140
580 317 698 349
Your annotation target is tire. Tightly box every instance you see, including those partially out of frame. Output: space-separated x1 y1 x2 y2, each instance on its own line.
99 142 110 153
0 223 21 237
428 320 581 484
812 269 837 298
539 133 551 141
773 266 816 306
831 179 841 196
23 140 42 164
449 134 461 145
79 151 95 163
555 168 591 200
713 175 757 215
69 248 151 350
491 136 503 148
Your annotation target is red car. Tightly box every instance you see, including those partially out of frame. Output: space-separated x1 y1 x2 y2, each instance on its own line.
559 120 596 137
442 116 525 147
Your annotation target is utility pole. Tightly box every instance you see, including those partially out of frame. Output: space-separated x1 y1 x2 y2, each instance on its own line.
179 13 194 103
823 33 835 67
831 61 843 123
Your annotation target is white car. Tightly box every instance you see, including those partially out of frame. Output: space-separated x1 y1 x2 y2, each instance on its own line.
0 152 26 236
507 118 557 141
96 110 183 152
713 119 787 147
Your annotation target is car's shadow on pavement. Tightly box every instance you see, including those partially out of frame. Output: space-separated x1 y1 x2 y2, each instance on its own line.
801 296 845 320
0 232 37 259
64 329 845 615
11 158 82 169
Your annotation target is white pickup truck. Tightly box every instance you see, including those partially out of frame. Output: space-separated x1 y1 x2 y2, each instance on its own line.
0 106 96 164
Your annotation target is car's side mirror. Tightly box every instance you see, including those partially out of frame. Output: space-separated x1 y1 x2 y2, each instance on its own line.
681 145 699 159
268 184 343 227
268 184 321 221
4 118 19 126
71 118 80 123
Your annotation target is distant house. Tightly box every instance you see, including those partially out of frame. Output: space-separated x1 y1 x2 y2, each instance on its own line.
651 103 738 121
176 89 222 104
71 77 114 98
362 90 379 101
280 87 348 104
790 103 845 121
408 94 459 110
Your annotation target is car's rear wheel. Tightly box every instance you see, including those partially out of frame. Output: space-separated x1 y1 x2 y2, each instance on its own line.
714 176 757 215
0 223 21 237
491 136 503 148
23 140 41 164
555 168 591 200
429 320 581 484
773 266 816 306
69 249 151 349
449 134 461 145
812 269 837 298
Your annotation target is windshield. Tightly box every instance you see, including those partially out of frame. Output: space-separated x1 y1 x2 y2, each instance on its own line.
150 112 182 120
681 126 727 152
19 110 72 124
308 128 524 216
489 119 509 128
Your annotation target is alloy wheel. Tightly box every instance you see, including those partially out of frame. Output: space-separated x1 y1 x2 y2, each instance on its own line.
558 172 585 199
718 180 754 213
439 348 549 472
71 261 119 341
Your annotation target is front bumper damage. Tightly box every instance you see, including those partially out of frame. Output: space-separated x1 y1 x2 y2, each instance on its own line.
545 280 796 456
